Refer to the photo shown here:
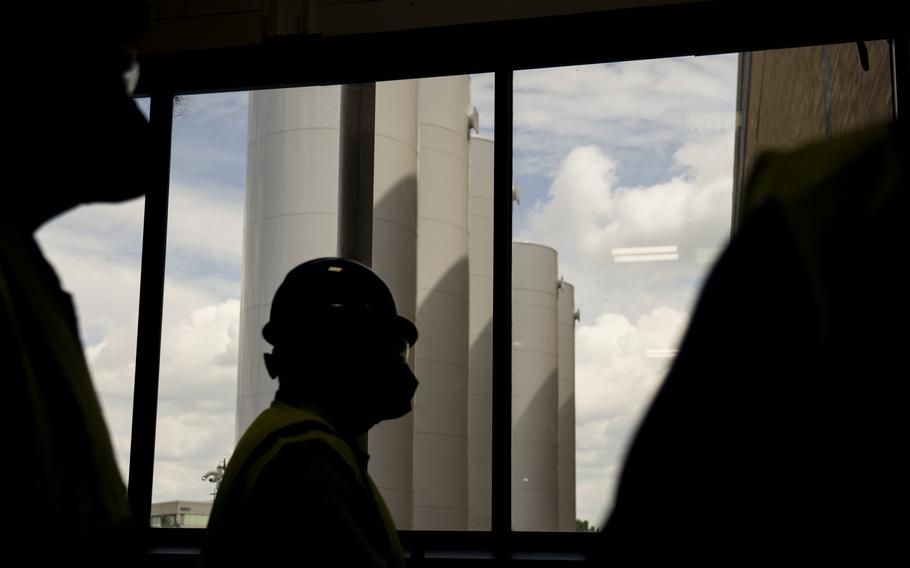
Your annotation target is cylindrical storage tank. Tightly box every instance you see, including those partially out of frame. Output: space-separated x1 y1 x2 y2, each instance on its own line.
557 281 577 531
368 79 420 529
414 75 471 529
237 86 341 439
468 136 494 530
512 242 559 531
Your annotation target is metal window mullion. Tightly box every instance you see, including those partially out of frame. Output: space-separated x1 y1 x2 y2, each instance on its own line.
491 69 513 550
337 82 376 454
892 37 909 121
128 92 174 528
731 51 752 233
338 82 376 267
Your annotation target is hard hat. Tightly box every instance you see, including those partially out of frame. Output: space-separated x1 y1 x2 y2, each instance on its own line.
262 257 418 348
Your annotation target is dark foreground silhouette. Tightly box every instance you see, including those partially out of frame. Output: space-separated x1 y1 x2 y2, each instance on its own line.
3 2 152 564
597 124 907 563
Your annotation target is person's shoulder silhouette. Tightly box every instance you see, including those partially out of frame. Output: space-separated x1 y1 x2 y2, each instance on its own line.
4 2 153 563
598 124 907 563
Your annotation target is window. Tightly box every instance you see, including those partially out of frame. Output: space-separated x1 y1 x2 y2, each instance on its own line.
149 77 498 531
152 514 178 528
511 56 738 530
181 514 210 527
153 92 247 518
117 7 900 559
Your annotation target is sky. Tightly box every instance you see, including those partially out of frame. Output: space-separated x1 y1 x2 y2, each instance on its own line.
35 53 737 526
509 57 738 525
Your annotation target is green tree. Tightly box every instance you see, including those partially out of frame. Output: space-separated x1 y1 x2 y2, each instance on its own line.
576 518 598 532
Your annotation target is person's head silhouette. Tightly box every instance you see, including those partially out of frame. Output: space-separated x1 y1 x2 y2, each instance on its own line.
11 1 153 231
262 257 419 438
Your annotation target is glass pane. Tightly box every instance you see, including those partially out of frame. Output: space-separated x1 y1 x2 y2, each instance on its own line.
153 92 247 523
155 77 496 532
512 55 738 530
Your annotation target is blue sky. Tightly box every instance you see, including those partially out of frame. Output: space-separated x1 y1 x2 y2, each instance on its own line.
37 53 738 524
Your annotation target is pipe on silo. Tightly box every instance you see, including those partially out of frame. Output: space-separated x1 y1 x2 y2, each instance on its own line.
558 281 577 531
413 75 471 530
468 136 494 530
337 83 376 265
511 242 559 532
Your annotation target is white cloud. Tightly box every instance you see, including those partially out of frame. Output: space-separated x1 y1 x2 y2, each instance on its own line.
515 56 737 525
520 146 618 259
81 288 240 502
36 200 144 344
37 182 244 504
519 133 732 325
158 299 240 402
166 182 244 270
37 202 145 479
521 139 732 263
513 56 738 178
152 401 236 502
521 140 729 521
147 271 242 503
573 306 689 524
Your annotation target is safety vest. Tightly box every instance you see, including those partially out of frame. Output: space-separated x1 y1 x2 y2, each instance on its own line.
1 225 133 558
205 401 404 567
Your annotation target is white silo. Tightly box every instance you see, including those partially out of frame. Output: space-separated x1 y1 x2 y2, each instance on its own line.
368 79 420 529
511 242 559 531
238 85 341 438
413 75 471 529
239 75 575 533
238 80 421 535
468 136 494 530
557 280 577 531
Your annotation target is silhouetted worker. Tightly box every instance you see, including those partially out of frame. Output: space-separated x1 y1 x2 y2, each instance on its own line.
2 2 152 564
0 1 150 566
596 124 906 563
203 258 418 567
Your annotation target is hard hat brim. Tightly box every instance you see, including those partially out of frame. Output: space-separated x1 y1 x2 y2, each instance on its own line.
263 314 418 347
397 316 418 347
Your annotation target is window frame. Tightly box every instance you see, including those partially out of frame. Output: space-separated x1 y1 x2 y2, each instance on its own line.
128 2 906 561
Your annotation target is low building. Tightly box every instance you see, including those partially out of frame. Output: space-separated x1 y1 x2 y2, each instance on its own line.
150 501 213 529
